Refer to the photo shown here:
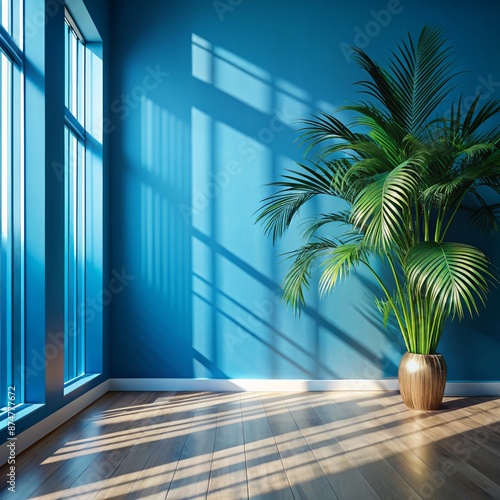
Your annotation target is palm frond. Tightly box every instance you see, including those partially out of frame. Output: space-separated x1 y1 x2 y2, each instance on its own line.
297 113 367 156
318 239 369 296
350 159 421 251
342 102 406 155
281 238 339 310
352 26 458 136
256 191 316 242
464 98 500 140
374 297 394 327
387 26 458 135
406 242 495 319
256 161 345 241
421 175 467 207
299 211 354 239
351 47 406 129
468 199 500 234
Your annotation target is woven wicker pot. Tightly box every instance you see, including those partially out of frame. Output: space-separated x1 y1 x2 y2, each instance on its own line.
398 352 447 410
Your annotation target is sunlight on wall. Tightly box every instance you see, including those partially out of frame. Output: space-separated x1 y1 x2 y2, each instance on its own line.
191 33 213 84
140 97 190 305
190 107 213 235
192 33 272 114
192 237 214 377
275 78 311 127
191 33 324 123
213 46 272 114
187 34 349 377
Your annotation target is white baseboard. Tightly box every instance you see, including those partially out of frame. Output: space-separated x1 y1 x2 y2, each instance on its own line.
0 380 109 467
109 378 500 396
109 378 400 392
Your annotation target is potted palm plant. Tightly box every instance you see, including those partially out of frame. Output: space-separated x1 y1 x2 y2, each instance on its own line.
256 26 500 410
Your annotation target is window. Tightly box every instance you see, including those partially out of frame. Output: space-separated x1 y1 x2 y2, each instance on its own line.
63 5 103 389
0 0 24 412
64 10 86 383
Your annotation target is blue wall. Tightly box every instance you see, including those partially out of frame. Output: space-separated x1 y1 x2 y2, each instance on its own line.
109 0 500 381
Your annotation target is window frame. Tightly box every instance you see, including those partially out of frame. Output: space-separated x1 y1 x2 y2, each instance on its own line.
64 7 87 384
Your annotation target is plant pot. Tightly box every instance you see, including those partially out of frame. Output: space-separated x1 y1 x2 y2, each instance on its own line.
398 352 447 410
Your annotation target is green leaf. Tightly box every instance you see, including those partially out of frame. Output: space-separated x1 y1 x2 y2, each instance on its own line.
319 239 369 296
350 159 421 251
299 211 354 239
281 238 340 310
406 242 495 319
374 297 394 327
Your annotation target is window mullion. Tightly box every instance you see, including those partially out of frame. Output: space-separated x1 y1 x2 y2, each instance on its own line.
64 108 85 142
0 25 23 67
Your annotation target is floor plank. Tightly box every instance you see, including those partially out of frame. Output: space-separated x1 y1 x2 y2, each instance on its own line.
164 392 219 499
241 392 293 500
207 393 248 499
260 392 338 499
127 391 204 499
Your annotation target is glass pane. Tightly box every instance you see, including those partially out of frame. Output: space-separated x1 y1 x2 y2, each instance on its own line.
65 17 85 125
11 0 22 49
64 127 69 381
77 38 85 125
1 0 23 48
64 21 70 110
11 61 24 403
71 30 78 118
65 129 76 381
64 128 86 382
0 50 23 411
64 13 87 382
1 0 11 35
76 140 85 377
0 51 13 411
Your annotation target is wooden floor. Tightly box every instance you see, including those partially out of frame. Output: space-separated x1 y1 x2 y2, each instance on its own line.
1 391 500 499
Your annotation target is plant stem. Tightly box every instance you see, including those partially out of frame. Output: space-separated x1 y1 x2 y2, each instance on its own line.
440 193 467 242
362 260 411 351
